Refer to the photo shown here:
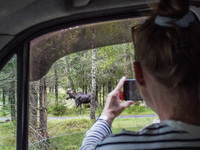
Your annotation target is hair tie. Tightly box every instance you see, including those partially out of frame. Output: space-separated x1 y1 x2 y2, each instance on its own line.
155 11 195 27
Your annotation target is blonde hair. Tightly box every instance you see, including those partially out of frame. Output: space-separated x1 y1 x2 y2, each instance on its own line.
132 0 200 91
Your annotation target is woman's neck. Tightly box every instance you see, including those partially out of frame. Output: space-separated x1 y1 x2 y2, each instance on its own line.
153 88 200 126
139 67 200 126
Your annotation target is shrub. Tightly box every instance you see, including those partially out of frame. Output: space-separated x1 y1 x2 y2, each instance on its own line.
122 104 155 115
48 104 67 116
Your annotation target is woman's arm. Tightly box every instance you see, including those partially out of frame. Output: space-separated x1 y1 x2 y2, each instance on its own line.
80 77 134 150
80 120 112 150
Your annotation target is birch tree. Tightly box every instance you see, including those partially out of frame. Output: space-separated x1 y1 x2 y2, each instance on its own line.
90 27 96 120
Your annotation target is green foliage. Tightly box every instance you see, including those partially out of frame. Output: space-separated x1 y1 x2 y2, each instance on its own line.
0 55 17 149
48 104 68 116
47 104 154 117
47 92 66 104
0 55 17 87
45 42 134 94
0 145 15 150
66 104 154 117
0 106 10 117
0 55 17 120
122 104 155 115
0 110 7 117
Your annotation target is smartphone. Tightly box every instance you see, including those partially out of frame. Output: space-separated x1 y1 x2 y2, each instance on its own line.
123 79 142 101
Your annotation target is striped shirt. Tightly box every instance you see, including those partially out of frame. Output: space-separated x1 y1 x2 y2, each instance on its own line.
80 120 200 150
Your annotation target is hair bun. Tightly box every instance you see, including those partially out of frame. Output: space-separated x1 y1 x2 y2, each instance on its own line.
156 0 190 18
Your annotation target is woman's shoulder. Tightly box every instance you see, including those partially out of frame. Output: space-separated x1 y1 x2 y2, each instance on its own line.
95 121 200 149
106 120 200 139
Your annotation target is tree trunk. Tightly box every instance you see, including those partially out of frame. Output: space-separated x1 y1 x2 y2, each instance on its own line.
49 87 52 93
2 87 6 110
96 84 98 107
54 62 58 105
9 80 16 121
82 85 85 93
49 86 51 93
103 84 105 107
29 81 38 141
128 55 134 78
49 87 54 93
90 27 96 120
124 49 128 78
82 52 85 94
108 81 112 93
39 77 49 140
85 85 87 94
99 85 102 109
65 56 75 92
127 44 134 78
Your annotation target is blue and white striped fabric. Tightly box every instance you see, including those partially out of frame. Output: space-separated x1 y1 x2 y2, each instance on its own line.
80 120 112 150
80 120 200 150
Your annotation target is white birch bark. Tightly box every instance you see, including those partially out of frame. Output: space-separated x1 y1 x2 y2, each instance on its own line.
90 27 96 120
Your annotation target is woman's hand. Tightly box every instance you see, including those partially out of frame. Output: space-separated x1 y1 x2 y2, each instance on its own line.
102 77 134 122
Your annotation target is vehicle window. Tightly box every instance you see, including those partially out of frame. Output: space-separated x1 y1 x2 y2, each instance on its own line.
0 55 17 150
28 17 156 149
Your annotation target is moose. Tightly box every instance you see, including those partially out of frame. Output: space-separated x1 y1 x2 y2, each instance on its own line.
66 89 100 115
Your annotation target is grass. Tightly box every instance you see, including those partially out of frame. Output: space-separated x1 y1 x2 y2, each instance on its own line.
112 117 157 133
0 100 156 149
47 117 93 136
0 121 16 150
0 117 158 149
0 106 11 117
121 104 155 115
47 116 158 136
29 117 158 149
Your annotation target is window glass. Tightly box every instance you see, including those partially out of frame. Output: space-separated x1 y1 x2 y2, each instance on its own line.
0 55 17 150
29 17 156 149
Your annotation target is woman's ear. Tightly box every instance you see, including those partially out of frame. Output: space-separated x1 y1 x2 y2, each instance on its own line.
134 62 145 86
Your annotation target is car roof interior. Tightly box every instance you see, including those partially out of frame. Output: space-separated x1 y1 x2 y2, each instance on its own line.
1 0 200 68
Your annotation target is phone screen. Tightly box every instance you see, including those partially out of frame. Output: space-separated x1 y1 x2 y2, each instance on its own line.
123 79 142 101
